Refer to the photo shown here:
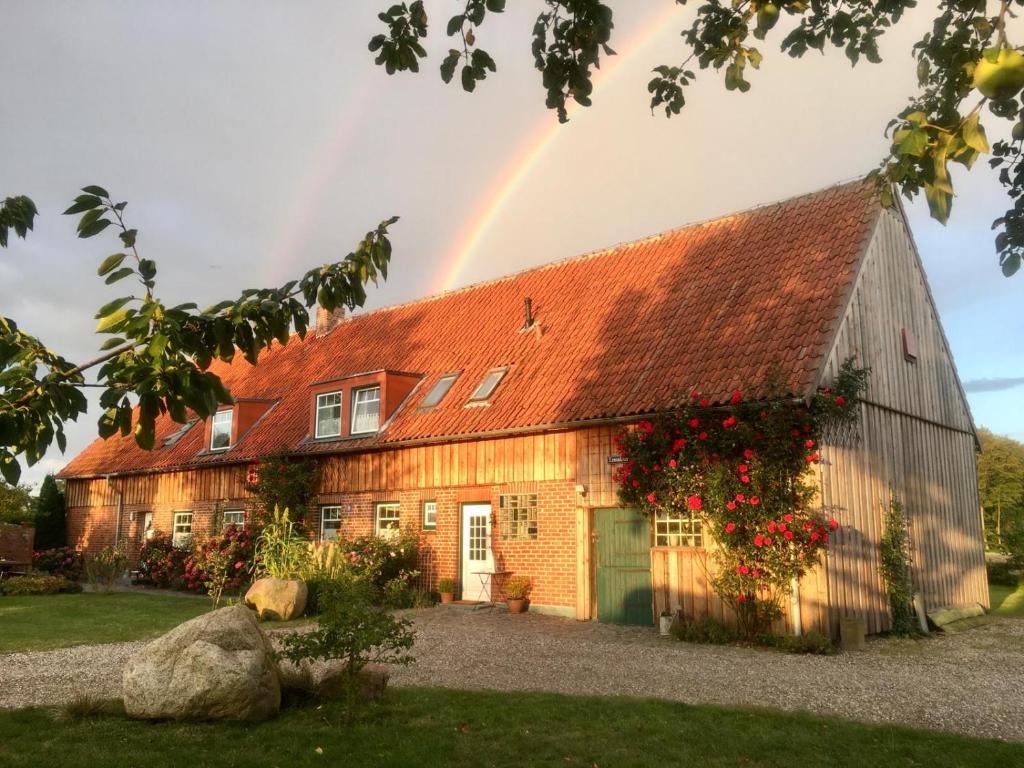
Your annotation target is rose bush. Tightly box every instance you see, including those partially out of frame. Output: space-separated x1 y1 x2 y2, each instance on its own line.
136 531 188 588
32 547 84 581
615 360 868 639
183 523 255 595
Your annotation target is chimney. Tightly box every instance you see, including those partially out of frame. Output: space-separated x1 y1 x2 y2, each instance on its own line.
315 306 346 337
522 297 534 330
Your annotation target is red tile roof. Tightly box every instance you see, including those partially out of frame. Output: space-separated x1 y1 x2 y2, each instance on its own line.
59 180 880 478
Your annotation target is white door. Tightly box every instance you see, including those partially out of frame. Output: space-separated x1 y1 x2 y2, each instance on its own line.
461 503 494 602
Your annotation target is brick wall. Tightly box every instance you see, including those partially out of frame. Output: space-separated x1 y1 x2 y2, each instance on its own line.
0 522 34 562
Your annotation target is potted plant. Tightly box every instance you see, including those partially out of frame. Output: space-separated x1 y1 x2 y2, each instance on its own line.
659 610 674 636
504 575 531 614
438 577 456 604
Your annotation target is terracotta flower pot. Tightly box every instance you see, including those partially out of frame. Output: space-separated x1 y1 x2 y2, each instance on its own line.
506 597 529 614
440 592 454 604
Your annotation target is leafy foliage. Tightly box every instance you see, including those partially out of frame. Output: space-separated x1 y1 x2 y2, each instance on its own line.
32 547 83 581
182 523 255 598
277 577 416 723
136 531 189 588
0 573 73 596
878 494 920 636
370 1 1024 275
504 574 531 599
84 542 128 591
252 507 309 581
977 427 1024 551
33 475 66 550
614 359 868 639
245 450 320 526
0 480 34 524
0 186 397 483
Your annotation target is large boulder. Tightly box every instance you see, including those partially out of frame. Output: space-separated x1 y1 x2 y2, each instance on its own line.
123 605 280 721
279 658 390 702
245 577 308 621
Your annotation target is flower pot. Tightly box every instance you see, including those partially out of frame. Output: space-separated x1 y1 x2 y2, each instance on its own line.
440 592 454 604
659 613 674 636
506 597 530 614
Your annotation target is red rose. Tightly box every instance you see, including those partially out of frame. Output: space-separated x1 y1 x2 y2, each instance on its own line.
829 518 839 529
735 494 745 502
737 565 750 575
737 593 747 603
754 534 765 547
743 448 754 459
691 391 700 400
822 533 830 544
783 513 794 523
740 475 750 484
631 480 640 488
805 439 815 448
725 521 737 532
767 522 776 533
778 523 787 532
730 389 742 404
699 432 708 441
749 496 760 506
738 464 749 473
835 396 846 406
689 418 700 428
686 495 702 511
699 398 710 408
810 532 820 541
726 502 737 511
803 521 813 531
806 453 820 463
646 493 657 503
722 416 737 428
235 560 244 569
784 530 794 541
669 459 677 469
752 569 761 578
653 463 661 472
764 536 772 545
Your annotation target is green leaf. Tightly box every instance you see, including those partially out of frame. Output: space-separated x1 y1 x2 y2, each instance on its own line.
961 112 990 154
96 307 129 333
97 252 128 276
149 333 169 360
105 267 135 285
81 185 109 198
461 64 477 92
95 296 132 319
895 127 929 157
1001 253 1021 277
63 195 102 216
99 337 127 351
78 218 112 238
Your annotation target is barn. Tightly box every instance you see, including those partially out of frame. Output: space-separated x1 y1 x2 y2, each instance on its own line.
58 179 987 634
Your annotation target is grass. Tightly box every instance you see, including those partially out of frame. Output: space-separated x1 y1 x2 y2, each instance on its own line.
0 592 212 653
0 688 1020 767
989 582 1024 617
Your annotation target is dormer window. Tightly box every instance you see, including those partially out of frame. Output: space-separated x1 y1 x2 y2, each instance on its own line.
420 374 459 409
210 410 233 451
468 367 507 403
351 386 381 434
315 391 343 438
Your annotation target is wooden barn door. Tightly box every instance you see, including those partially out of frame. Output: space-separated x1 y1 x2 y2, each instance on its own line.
595 508 653 625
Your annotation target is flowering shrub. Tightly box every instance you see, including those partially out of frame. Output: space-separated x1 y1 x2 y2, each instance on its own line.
32 547 84 581
339 528 421 593
183 524 255 595
137 531 189 588
615 360 868 639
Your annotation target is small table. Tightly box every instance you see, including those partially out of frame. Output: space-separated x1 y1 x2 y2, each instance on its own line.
469 569 511 602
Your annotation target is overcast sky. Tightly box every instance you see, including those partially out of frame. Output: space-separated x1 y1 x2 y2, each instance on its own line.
2 1 1022 488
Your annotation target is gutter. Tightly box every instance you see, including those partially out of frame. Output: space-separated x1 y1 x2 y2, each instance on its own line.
105 474 124 545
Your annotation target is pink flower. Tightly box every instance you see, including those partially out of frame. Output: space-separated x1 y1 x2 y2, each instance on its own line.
669 459 677 469
235 560 244 569
735 494 745 502
740 475 751 484
646 493 657 504
725 522 737 533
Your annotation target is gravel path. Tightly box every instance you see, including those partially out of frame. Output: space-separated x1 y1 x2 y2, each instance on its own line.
3 608 1023 741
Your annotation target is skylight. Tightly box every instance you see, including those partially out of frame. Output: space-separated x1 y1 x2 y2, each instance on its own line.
162 418 198 448
420 374 458 409
468 368 507 402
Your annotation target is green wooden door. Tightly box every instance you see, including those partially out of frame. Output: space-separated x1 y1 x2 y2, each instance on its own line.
596 508 653 625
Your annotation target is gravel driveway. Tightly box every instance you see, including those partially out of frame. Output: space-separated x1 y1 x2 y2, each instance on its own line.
3 607 1023 741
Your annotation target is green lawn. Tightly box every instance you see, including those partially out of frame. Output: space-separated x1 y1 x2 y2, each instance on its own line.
0 592 212 653
989 582 1024 617
0 688 1019 768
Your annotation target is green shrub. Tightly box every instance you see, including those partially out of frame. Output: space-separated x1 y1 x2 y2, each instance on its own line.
341 529 421 593
278 577 415 723
33 475 66 550
84 543 128 591
1004 527 1024 574
879 495 921 636
759 630 837 655
0 573 70 595
137 532 189 588
670 615 739 645
437 577 456 594
504 575 531 600
32 547 83 580
987 560 1019 586
253 507 308 580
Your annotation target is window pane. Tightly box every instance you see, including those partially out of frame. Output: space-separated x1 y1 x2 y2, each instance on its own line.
470 369 506 401
210 410 232 450
421 375 458 408
316 392 342 438
376 503 400 539
423 501 437 528
223 510 245 530
172 512 193 548
351 387 381 434
321 505 342 541
498 494 538 541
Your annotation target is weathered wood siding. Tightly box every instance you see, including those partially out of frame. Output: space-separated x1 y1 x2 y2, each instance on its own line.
820 208 986 632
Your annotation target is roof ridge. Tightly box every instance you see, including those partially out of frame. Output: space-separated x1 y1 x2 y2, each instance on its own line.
334 174 875 327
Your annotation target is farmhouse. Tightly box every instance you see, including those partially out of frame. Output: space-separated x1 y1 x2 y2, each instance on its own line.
58 180 987 634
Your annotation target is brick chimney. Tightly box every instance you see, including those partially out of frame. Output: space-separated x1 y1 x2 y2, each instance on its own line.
315 306 346 337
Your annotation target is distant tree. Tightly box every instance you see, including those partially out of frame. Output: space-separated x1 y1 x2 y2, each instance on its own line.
0 189 398 484
0 480 35 525
977 427 1024 549
33 475 66 550
371 1 1024 276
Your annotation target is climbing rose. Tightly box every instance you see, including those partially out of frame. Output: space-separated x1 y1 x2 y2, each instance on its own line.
805 439 815 448
768 522 776 533
835 395 846 406
722 416 737 428
754 534 765 547
699 398 710 408
646 493 657 503
829 519 840 529
691 391 700 399
686 495 702 510
235 560 244 569
735 493 745 502
725 522 737 533
784 530 795 541
689 418 700 428
726 501 737 511
737 593 748 603
669 459 677 469
750 496 760 506
743 448 754 459
738 464 749 473
783 513 794 523
740 475 751 484
735 565 750 575
699 431 708 441
730 389 742 404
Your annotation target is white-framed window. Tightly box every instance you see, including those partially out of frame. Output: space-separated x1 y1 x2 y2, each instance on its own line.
140 511 154 541
172 511 193 548
210 409 233 451
321 505 343 541
468 368 507 402
222 509 245 530
654 509 702 548
315 391 343 438
420 374 458 409
376 502 400 539
423 500 437 530
351 386 381 434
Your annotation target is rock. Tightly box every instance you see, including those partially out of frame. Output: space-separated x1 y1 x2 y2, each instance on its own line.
279 659 389 702
245 577 308 621
122 605 280 721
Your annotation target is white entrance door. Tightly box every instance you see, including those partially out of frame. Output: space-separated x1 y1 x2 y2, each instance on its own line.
461 503 494 602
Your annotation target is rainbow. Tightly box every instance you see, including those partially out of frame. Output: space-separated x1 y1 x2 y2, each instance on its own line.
433 4 684 294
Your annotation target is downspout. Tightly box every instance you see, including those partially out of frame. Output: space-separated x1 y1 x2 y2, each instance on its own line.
790 577 802 637
105 475 124 545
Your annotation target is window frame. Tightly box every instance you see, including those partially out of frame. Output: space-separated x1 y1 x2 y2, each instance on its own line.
222 509 246 530
172 511 193 548
320 505 343 541
209 409 233 452
350 385 382 435
653 508 703 548
375 502 401 539
419 373 459 410
467 367 508 403
314 390 344 439
422 500 437 531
